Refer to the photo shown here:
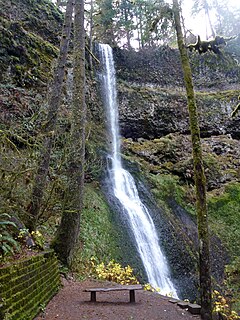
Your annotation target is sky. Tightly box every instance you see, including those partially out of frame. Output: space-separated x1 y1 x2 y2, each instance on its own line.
181 0 240 39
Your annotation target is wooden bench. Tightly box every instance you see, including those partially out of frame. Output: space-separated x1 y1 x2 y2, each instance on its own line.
84 284 143 303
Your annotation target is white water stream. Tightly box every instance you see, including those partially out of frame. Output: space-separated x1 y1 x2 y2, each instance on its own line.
99 43 178 297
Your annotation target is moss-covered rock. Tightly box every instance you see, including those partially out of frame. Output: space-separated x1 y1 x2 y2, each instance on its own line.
0 0 63 45
122 133 240 190
0 17 59 87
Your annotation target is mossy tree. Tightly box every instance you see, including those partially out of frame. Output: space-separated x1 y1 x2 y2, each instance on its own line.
27 0 74 231
52 0 86 266
172 0 212 319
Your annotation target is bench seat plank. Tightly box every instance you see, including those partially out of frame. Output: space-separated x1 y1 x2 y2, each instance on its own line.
84 285 143 303
85 285 142 292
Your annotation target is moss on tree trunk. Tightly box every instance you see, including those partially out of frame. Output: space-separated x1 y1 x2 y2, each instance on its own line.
52 0 86 266
27 0 74 231
172 1 212 319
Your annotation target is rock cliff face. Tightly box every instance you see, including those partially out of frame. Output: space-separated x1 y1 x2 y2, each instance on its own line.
113 46 240 90
0 0 63 131
107 46 240 300
113 47 240 140
110 45 240 193
0 0 62 87
122 133 240 191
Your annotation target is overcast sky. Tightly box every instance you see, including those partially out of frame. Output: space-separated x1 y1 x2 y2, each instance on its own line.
181 0 240 39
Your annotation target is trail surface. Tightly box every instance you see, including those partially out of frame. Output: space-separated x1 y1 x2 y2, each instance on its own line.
35 278 201 320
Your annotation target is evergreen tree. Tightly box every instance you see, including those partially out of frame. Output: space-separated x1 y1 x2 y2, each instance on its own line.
212 0 240 36
115 0 135 49
93 0 117 46
91 0 175 48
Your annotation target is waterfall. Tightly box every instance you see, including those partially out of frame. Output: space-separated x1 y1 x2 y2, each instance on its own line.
99 43 178 298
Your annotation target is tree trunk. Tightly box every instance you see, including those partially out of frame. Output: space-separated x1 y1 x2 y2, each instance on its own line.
123 3 131 50
89 0 93 71
27 0 74 231
136 4 144 49
204 3 215 39
52 0 86 266
172 1 212 319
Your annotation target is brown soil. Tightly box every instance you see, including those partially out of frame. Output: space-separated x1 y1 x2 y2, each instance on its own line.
35 278 201 320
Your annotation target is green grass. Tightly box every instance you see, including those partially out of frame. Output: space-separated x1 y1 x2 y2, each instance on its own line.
148 173 196 215
208 183 240 258
208 183 240 312
148 174 240 260
149 175 240 310
71 183 121 278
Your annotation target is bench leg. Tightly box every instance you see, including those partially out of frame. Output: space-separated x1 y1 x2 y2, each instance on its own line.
129 290 135 303
90 291 96 302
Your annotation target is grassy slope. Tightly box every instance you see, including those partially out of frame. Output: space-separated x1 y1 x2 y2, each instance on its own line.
148 172 240 311
71 183 121 278
208 184 240 311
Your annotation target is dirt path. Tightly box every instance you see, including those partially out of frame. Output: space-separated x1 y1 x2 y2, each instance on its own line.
35 278 201 320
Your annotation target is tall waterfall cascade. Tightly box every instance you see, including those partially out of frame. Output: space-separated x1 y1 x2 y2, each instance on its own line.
99 43 178 298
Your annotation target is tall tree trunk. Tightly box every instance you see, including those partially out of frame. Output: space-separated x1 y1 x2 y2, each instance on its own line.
139 11 144 48
172 1 212 319
123 3 131 50
205 9 215 39
27 0 74 231
89 0 93 71
52 0 86 266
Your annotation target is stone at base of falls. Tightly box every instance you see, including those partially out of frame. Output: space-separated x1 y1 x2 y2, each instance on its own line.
188 303 201 315
169 299 201 315
171 299 201 315
168 298 179 304
177 301 189 309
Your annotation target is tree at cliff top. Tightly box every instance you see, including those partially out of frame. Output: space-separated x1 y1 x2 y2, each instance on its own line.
52 0 86 266
191 0 215 39
92 0 117 46
91 0 174 48
89 0 239 49
212 0 240 61
27 0 74 231
190 0 240 56
136 0 174 48
172 0 212 319
208 0 240 37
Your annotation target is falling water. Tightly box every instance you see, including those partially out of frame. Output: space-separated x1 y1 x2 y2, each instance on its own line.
99 43 178 297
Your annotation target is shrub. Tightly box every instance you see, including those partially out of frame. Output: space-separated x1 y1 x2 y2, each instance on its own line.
213 290 240 320
95 260 139 285
144 283 160 293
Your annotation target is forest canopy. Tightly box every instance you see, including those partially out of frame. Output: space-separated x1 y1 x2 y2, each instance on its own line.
72 0 240 52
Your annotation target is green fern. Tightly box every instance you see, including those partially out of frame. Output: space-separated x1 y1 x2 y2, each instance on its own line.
0 213 20 257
